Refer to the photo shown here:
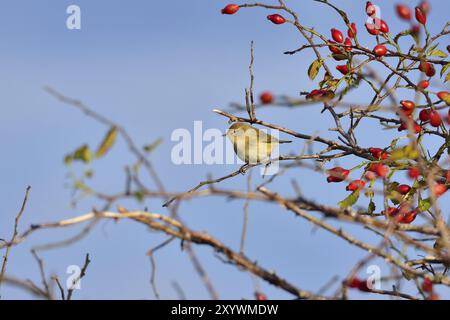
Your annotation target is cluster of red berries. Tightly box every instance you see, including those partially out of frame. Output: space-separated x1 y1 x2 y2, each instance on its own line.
383 203 418 224
364 2 389 36
328 28 353 58
397 92 450 134
395 2 430 36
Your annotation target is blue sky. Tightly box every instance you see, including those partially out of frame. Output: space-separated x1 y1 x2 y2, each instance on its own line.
0 0 449 299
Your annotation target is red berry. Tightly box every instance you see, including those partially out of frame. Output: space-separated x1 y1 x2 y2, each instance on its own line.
396 4 411 20
414 122 423 133
419 109 431 121
331 28 344 43
433 183 447 197
418 80 429 89
348 23 357 38
410 24 421 35
369 163 389 178
437 91 449 101
344 37 352 52
397 184 411 195
328 40 343 54
365 22 380 35
419 61 435 77
259 91 274 104
358 279 371 292
336 64 349 75
221 4 239 15
421 278 433 293
415 6 427 25
427 293 440 300
373 44 387 57
376 164 389 178
346 277 361 288
267 14 286 25
305 89 335 101
384 207 399 217
326 167 350 183
398 119 421 133
429 111 442 127
369 147 388 160
408 167 420 179
425 64 436 77
374 18 389 33
254 291 267 300
366 2 376 17
398 209 418 224
400 100 415 111
419 1 431 14
346 180 366 191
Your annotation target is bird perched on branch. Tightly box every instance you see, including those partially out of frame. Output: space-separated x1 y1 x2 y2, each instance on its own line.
226 122 291 164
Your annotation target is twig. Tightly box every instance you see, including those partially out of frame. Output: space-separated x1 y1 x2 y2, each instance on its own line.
67 253 91 300
0 186 31 297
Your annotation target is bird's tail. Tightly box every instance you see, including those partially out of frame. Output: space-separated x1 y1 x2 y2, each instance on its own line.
278 140 292 144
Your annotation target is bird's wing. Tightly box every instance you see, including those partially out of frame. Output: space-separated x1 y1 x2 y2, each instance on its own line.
248 128 278 144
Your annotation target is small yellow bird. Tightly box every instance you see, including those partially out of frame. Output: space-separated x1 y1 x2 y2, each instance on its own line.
226 122 291 164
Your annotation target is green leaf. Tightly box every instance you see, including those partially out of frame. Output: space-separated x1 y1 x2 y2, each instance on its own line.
390 138 400 150
331 53 348 61
418 198 431 212
368 200 376 214
426 43 439 55
339 190 360 208
308 59 323 80
84 169 94 178
143 137 163 153
441 63 450 78
95 127 117 159
73 144 93 163
134 191 145 203
387 182 400 192
64 154 73 166
73 180 93 194
428 49 447 58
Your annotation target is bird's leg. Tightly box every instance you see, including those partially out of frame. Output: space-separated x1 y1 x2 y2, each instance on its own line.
262 161 272 178
239 164 249 174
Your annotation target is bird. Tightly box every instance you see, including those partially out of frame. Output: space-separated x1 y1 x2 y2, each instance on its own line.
226 122 291 164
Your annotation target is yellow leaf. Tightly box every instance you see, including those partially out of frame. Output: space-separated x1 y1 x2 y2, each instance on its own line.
96 127 117 158
73 144 92 163
443 94 450 106
428 49 447 58
308 59 323 80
